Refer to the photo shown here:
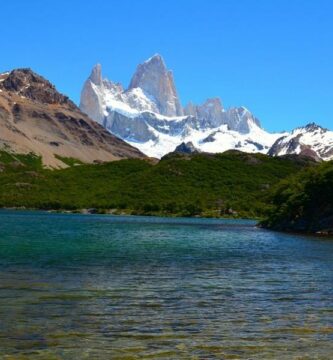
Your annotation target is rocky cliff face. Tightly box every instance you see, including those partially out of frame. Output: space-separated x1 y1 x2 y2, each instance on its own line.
184 98 225 128
128 54 183 117
183 100 261 133
80 64 106 124
0 69 145 167
225 107 261 134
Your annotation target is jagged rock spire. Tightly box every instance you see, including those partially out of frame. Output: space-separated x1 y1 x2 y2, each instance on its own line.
89 63 102 86
128 54 183 117
80 64 105 124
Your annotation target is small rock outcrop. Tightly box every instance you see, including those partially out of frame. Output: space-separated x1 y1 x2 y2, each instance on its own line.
173 141 199 154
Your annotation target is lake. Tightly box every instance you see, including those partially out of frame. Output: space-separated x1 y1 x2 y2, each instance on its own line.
0 211 332 359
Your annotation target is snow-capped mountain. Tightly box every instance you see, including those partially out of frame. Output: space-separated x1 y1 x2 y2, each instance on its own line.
80 54 331 160
269 123 333 161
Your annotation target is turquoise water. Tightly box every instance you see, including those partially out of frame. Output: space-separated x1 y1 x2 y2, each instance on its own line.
0 211 332 359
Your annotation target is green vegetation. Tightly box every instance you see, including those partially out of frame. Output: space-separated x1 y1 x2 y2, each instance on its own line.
260 161 333 233
0 150 43 169
54 155 84 167
0 150 315 218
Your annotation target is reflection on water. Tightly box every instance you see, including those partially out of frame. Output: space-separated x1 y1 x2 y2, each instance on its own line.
0 211 332 359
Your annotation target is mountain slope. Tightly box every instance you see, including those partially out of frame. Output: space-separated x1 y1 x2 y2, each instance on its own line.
0 69 145 167
80 55 284 158
269 123 333 161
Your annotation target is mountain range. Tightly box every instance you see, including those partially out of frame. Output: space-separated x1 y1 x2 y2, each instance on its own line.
0 58 332 167
80 54 333 160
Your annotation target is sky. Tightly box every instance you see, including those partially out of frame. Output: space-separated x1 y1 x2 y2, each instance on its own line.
1 0 332 132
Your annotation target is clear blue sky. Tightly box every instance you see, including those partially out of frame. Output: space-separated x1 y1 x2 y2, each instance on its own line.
1 0 332 132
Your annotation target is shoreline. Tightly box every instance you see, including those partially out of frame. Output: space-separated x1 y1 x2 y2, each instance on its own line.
2 207 333 238
257 223 333 238
0 206 258 220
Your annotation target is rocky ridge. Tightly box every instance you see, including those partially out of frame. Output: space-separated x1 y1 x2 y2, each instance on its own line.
0 68 145 167
268 123 333 161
